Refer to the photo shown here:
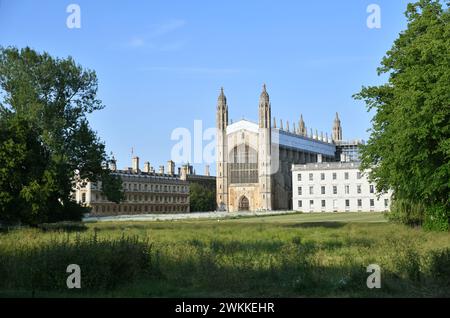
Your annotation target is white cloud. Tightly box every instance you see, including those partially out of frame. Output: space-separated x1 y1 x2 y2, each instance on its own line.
126 19 187 50
128 36 146 48
149 19 186 38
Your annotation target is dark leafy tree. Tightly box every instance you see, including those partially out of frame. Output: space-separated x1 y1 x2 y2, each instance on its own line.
0 47 123 225
354 0 449 230
189 183 216 212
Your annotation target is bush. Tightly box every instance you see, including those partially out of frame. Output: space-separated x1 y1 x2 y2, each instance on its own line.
386 198 426 226
427 248 450 284
423 204 449 232
0 234 157 292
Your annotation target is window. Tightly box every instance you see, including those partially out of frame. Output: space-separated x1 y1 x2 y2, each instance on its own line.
81 193 86 203
370 199 375 207
357 171 362 179
309 200 314 209
320 173 325 180
357 185 362 194
309 186 314 195
344 172 349 180
333 185 337 195
298 187 302 196
345 199 350 208
333 200 338 210
321 200 326 208
228 145 258 183
370 185 375 194
384 199 389 208
321 186 325 195
345 185 350 195
309 173 313 181
357 199 362 208
332 173 337 180
297 173 302 181
298 200 302 208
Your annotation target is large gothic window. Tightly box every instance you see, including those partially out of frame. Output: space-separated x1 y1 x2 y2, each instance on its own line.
228 145 258 184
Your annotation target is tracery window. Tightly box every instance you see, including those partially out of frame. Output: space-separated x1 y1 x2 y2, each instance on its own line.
228 144 258 184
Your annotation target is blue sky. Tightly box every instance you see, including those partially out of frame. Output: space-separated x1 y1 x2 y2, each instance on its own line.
0 0 410 174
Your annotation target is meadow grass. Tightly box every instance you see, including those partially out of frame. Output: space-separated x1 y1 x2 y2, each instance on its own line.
0 212 449 297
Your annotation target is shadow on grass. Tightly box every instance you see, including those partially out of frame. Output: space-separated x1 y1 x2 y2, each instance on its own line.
37 222 88 233
283 222 347 229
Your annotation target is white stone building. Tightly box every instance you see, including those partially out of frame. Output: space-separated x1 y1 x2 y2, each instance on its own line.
292 161 391 212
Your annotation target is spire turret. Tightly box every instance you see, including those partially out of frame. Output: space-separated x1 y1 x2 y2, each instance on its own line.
258 84 271 128
298 114 306 136
332 112 342 141
217 87 228 130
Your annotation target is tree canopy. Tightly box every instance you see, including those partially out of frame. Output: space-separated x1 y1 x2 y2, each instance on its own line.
189 183 216 212
0 47 124 225
354 0 449 230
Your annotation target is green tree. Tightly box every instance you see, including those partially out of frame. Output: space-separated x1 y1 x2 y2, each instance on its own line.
0 47 123 225
189 183 216 212
354 0 450 230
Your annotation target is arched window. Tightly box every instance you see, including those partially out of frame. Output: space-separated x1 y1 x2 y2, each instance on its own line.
228 144 258 184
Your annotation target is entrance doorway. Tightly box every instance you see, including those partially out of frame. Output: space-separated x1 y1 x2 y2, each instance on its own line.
238 196 250 211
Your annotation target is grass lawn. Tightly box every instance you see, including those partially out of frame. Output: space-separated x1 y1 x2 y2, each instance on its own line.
0 212 449 297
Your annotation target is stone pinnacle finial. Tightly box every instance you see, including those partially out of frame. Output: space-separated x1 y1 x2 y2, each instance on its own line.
218 86 226 103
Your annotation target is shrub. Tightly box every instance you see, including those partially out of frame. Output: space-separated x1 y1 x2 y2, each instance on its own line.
0 234 157 292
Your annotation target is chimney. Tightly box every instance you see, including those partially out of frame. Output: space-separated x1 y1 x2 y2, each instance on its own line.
143 161 150 173
132 156 140 173
180 165 188 180
167 160 175 175
204 165 210 176
159 165 164 174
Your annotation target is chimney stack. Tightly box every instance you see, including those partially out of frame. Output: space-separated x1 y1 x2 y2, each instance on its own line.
180 165 188 180
132 156 140 173
143 161 150 173
204 165 210 176
159 165 165 174
167 160 175 175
